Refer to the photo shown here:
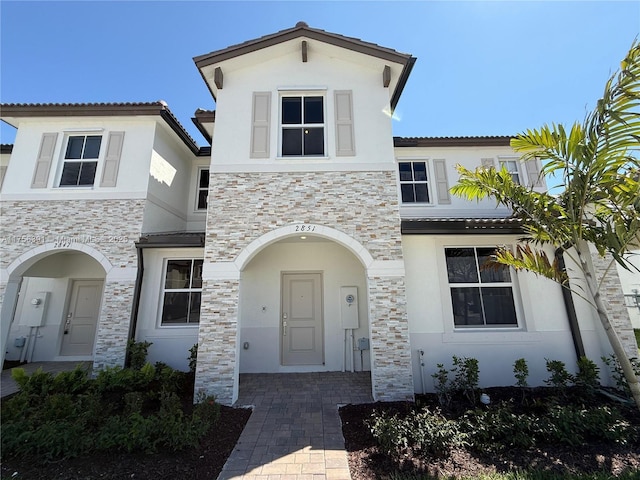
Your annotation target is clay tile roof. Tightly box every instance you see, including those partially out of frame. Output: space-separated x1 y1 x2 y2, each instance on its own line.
1 144 13 154
1 101 200 155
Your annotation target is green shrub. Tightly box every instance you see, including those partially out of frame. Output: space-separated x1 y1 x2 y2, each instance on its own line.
574 356 600 394
431 363 451 407
126 339 153 370
1 363 219 461
513 358 529 388
544 359 573 390
368 407 468 459
188 343 198 373
451 356 479 405
601 354 640 399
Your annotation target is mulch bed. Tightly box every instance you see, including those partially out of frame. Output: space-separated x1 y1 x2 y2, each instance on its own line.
340 387 640 479
0 405 251 480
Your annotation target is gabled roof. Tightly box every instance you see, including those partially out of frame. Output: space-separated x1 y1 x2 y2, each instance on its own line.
1 101 201 155
194 22 416 111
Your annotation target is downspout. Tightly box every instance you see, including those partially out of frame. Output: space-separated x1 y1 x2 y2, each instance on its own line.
126 243 145 367
555 248 585 359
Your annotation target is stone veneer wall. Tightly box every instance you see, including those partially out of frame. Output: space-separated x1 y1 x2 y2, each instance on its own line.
368 276 414 401
0 199 145 370
591 252 639 358
197 170 413 405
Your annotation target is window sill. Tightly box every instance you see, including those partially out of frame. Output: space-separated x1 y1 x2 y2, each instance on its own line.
276 156 330 161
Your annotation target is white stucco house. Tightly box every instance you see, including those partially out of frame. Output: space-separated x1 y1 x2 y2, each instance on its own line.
1 23 637 405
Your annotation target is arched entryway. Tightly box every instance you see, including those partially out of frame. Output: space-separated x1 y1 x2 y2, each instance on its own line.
194 224 414 405
1 243 111 368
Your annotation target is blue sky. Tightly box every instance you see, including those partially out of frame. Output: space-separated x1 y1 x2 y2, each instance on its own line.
1 1 638 146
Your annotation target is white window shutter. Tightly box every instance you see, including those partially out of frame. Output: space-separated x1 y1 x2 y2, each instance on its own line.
334 90 355 156
100 131 125 187
525 158 545 188
31 132 58 188
433 159 451 204
481 158 495 168
250 92 271 158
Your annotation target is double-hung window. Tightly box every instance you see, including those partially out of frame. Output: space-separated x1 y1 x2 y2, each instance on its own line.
196 168 209 211
60 135 102 186
281 95 324 156
445 247 518 327
499 159 521 184
399 161 430 203
161 259 203 325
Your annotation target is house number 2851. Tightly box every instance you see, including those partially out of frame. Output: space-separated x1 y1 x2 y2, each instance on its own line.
295 224 316 232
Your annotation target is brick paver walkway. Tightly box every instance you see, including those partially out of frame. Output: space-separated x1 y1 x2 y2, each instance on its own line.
217 372 373 480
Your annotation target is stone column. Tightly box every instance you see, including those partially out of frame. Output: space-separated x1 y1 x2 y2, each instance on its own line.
367 269 414 402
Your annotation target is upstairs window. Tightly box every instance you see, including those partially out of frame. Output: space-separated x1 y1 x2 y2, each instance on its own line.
281 95 324 156
445 247 518 328
196 168 209 210
399 161 430 203
499 159 521 184
60 135 102 186
161 259 203 325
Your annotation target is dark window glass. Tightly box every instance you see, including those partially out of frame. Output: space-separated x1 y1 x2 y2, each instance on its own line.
399 162 413 181
478 247 511 283
59 163 81 186
451 287 483 326
445 248 479 283
165 260 192 289
197 190 208 210
400 184 415 203
304 128 324 155
481 287 517 325
162 292 190 324
189 292 201 323
83 136 102 159
413 162 427 181
78 161 97 186
304 97 323 123
192 260 203 289
282 97 302 124
65 136 84 159
282 128 303 156
199 169 209 188
414 183 429 203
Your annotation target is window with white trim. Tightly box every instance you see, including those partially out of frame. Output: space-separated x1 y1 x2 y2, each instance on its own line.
196 168 209 210
445 247 518 327
498 159 521 184
59 135 102 186
399 160 430 203
161 259 203 325
281 95 325 156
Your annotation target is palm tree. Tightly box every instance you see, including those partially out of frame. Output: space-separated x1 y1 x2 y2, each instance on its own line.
451 40 640 410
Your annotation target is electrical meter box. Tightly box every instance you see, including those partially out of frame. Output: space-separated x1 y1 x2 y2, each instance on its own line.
19 291 50 327
340 286 359 329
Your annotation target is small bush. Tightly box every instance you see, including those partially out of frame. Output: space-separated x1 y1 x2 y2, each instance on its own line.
188 343 198 374
431 363 451 407
513 358 529 388
574 356 600 394
601 354 640 399
127 339 153 370
544 359 573 390
451 356 479 405
368 407 468 458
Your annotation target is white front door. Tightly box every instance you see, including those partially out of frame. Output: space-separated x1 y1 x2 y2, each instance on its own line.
281 272 323 365
60 280 103 356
